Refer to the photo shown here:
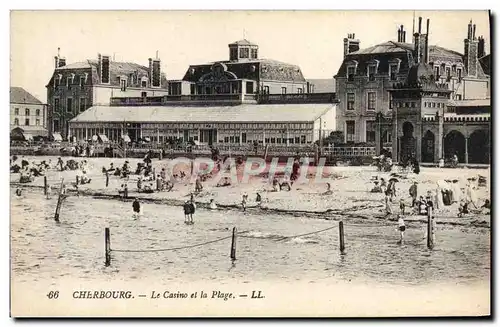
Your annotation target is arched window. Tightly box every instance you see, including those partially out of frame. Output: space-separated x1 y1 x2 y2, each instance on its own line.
36 109 40 116
14 118 19 125
25 108 30 116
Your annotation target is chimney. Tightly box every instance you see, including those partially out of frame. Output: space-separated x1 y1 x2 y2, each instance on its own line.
54 47 61 69
343 33 360 57
151 57 161 88
148 58 153 87
397 26 401 42
397 25 406 43
464 20 479 77
403 30 406 43
478 36 485 57
425 19 430 64
101 55 110 84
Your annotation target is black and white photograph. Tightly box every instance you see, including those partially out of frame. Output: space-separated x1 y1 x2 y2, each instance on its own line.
8 9 491 317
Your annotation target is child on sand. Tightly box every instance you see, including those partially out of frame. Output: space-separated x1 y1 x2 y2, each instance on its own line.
242 193 248 212
209 199 217 210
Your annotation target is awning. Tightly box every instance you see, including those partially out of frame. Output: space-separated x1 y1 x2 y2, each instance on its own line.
121 134 131 142
52 133 63 141
98 134 109 143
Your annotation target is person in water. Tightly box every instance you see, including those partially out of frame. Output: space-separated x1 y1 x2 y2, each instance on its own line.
209 198 217 210
132 198 141 218
397 215 406 244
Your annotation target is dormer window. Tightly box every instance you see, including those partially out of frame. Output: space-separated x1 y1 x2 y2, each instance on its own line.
80 76 85 89
366 59 379 82
54 74 62 88
368 65 376 81
389 64 398 81
434 66 440 80
66 76 72 89
141 76 148 88
347 67 355 81
446 67 451 81
457 68 462 81
120 78 127 92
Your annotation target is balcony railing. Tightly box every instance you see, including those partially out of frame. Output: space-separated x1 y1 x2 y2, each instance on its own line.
110 96 165 106
110 92 337 107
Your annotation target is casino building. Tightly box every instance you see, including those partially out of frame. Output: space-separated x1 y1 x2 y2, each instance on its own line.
68 39 337 146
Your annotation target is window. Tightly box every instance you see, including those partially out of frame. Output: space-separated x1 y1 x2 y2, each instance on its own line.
246 82 254 94
457 68 462 81
25 118 29 126
346 121 355 142
297 88 303 94
456 94 462 100
452 65 456 74
53 119 60 132
230 48 238 60
251 48 258 59
239 48 249 59
79 97 86 112
141 92 147 98
368 65 376 81
36 109 40 116
25 108 30 116
55 75 61 88
281 87 287 95
347 92 355 110
434 66 440 80
66 76 72 89
14 108 19 115
389 64 398 81
367 92 376 110
36 119 40 126
347 66 355 81
67 98 73 113
389 93 393 109
141 79 147 88
190 84 195 95
263 86 270 94
120 79 127 92
366 121 376 143
432 102 436 108
80 76 85 89
446 67 451 80
14 118 18 125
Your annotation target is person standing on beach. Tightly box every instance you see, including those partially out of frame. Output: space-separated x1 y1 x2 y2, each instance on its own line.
183 201 191 224
384 191 393 217
132 198 141 218
409 181 418 207
242 193 248 212
189 200 196 224
397 215 406 244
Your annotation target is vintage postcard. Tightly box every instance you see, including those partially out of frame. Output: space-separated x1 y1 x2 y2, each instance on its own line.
9 10 491 317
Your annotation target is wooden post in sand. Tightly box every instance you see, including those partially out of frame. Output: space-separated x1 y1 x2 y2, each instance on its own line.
43 176 48 195
230 227 237 261
105 171 109 188
339 221 346 255
53 179 65 222
427 206 435 250
105 227 111 266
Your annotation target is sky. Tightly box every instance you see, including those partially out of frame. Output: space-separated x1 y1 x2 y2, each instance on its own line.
10 10 490 103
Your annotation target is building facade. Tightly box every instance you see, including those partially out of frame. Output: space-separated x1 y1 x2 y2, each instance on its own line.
166 40 308 100
68 103 336 146
10 87 48 139
46 50 169 139
335 19 490 145
387 19 490 164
